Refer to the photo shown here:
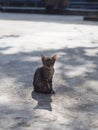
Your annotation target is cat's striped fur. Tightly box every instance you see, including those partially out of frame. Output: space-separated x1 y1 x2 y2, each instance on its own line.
33 54 57 94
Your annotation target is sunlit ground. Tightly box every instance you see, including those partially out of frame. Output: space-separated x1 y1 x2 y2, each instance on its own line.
0 13 98 130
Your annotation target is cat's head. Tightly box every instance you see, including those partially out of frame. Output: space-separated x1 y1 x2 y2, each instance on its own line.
41 54 57 69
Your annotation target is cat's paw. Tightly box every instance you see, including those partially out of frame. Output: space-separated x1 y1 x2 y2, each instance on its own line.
51 90 55 94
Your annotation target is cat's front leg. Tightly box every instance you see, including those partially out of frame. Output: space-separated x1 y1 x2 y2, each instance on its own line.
49 80 55 94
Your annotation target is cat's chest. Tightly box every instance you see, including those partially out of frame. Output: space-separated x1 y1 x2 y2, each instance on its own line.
41 68 54 80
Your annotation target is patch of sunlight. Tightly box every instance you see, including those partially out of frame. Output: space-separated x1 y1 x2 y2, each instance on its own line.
86 80 98 89
65 62 96 78
65 67 87 77
35 109 70 125
22 56 40 62
1 48 21 54
85 48 98 56
0 95 10 104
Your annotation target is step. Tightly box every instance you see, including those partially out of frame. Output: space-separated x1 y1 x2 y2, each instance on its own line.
1 6 98 16
69 2 98 9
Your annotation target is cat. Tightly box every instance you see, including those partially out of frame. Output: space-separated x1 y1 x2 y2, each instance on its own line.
33 54 57 94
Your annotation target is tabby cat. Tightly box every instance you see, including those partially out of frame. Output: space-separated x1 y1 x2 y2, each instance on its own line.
33 54 57 94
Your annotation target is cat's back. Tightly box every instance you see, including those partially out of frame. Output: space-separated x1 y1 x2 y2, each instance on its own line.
33 67 42 84
33 67 42 78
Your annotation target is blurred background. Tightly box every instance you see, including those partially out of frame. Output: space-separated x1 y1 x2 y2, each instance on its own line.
0 0 98 9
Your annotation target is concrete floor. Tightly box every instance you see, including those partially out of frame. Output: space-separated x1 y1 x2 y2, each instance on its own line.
0 13 98 130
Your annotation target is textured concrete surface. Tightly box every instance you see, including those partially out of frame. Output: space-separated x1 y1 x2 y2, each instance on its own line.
0 13 98 130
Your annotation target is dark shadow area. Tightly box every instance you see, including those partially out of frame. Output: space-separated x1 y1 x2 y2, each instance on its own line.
0 13 98 26
31 91 52 111
69 102 98 113
0 34 20 39
0 46 12 51
0 45 98 97
0 104 33 129
0 44 98 129
0 47 58 99
54 47 98 94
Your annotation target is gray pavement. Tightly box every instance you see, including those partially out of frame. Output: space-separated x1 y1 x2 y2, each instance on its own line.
0 13 98 130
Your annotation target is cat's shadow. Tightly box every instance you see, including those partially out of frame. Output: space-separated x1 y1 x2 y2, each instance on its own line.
31 91 52 111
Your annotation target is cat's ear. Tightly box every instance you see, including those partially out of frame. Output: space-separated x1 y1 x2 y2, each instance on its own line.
52 55 57 61
41 54 46 61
